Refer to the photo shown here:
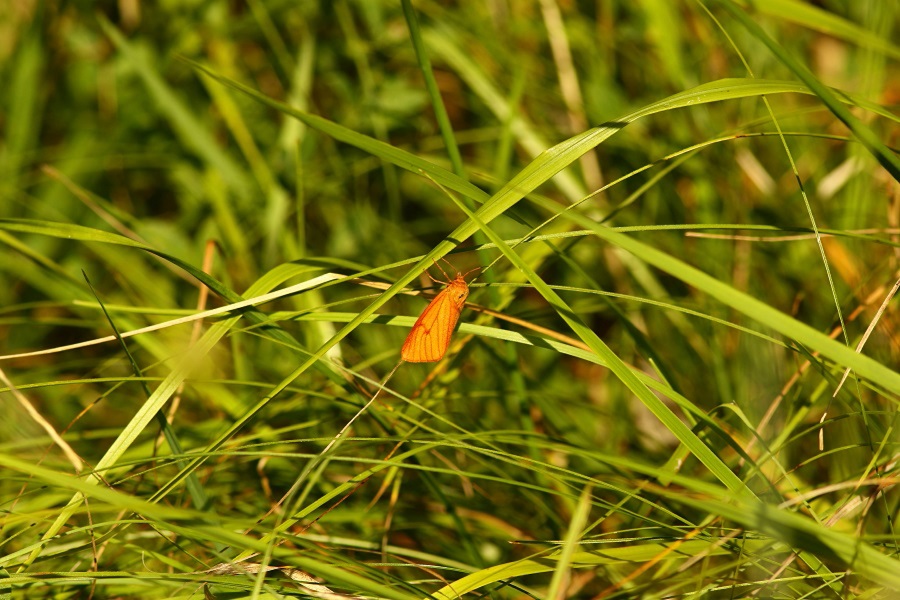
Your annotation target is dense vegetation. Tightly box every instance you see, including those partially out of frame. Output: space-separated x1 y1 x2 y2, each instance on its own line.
1 1 898 598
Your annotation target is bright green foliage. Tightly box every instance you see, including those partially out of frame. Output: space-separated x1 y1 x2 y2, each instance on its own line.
1 1 898 598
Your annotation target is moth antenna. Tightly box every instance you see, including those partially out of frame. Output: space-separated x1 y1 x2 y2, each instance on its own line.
460 266 481 281
439 256 459 277
431 258 452 283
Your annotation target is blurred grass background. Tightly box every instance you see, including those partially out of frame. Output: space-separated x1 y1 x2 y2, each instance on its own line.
1 0 899 598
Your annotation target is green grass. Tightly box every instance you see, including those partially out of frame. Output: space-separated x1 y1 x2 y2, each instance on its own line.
1 1 899 598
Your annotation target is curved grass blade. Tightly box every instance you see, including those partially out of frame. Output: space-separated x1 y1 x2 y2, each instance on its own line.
716 0 900 181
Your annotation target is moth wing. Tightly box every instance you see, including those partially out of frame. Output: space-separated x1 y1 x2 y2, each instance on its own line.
401 290 461 362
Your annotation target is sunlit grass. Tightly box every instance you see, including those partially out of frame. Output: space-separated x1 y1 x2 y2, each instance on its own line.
1 1 898 598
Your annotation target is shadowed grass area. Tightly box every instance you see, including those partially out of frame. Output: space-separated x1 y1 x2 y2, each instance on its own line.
1 1 899 598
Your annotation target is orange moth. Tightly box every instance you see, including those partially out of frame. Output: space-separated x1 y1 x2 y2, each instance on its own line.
316 259 476 459
401 261 474 363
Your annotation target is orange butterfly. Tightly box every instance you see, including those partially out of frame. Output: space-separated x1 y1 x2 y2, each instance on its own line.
401 261 477 363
